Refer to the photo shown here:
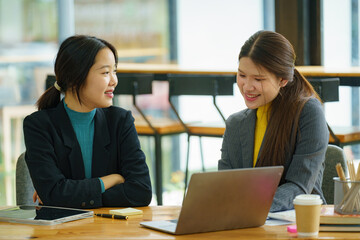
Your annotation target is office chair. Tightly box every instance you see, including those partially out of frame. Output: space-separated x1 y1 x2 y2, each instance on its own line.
16 153 36 205
322 144 348 204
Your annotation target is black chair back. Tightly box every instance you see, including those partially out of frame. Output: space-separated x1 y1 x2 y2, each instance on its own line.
168 74 234 96
308 77 339 102
168 74 235 123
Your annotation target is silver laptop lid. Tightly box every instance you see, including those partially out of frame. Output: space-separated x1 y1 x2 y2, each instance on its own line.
175 166 284 234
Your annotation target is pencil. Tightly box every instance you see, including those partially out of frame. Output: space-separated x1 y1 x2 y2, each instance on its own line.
336 163 346 181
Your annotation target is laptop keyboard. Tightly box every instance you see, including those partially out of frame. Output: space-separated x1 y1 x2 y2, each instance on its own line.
169 219 178 223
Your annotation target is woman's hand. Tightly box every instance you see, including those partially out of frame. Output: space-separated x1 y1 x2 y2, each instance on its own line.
100 174 125 190
32 191 43 204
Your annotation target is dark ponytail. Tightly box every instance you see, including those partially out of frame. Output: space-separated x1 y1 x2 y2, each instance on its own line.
36 35 118 110
36 84 61 110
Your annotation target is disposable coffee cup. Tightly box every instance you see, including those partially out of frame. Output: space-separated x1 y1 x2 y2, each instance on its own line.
293 194 323 237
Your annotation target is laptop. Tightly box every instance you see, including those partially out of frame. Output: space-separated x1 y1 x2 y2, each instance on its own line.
140 166 284 235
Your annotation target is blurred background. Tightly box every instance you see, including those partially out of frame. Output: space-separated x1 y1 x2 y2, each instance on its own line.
0 0 359 206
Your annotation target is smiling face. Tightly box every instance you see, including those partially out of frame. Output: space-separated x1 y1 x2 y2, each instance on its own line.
65 47 118 112
237 57 287 109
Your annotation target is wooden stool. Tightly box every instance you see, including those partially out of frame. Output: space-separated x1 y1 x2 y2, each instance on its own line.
329 125 360 147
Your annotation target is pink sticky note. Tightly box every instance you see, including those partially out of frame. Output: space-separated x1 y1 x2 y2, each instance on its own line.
287 225 297 233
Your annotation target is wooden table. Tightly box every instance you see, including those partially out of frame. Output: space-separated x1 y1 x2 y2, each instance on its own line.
297 66 360 86
0 206 358 239
117 63 360 139
134 117 185 135
117 63 360 86
329 126 360 146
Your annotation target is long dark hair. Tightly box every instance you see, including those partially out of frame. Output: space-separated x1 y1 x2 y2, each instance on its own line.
36 35 118 110
239 30 320 167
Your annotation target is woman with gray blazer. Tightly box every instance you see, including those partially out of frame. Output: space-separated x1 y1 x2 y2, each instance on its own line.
218 31 328 212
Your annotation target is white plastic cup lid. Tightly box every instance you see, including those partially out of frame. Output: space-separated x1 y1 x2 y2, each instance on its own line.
293 194 323 205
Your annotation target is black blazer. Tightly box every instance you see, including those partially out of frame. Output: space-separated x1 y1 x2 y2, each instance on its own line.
23 101 152 208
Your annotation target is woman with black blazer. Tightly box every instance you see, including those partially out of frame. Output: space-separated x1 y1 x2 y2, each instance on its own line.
23 35 152 208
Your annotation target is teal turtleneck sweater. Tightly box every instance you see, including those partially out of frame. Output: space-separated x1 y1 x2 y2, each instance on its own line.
63 100 105 193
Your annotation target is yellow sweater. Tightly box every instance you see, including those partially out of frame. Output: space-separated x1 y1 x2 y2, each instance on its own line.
253 103 270 167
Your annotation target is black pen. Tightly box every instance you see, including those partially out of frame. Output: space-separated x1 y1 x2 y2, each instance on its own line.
95 213 128 220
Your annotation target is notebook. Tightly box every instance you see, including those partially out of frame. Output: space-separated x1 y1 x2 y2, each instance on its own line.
0 205 93 225
140 166 284 235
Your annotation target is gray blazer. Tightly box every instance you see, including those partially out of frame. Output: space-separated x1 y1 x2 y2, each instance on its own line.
218 98 329 212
